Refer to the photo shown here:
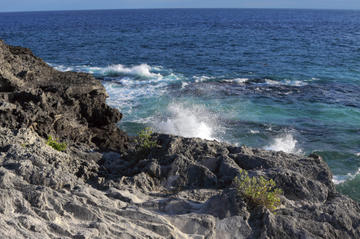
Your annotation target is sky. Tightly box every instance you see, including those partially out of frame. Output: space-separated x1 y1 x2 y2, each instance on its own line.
0 0 359 12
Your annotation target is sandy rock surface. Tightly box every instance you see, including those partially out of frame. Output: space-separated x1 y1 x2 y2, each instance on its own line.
0 128 359 238
0 40 359 239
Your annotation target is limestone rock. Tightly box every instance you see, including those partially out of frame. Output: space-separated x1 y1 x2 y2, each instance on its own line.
0 40 359 239
0 40 128 151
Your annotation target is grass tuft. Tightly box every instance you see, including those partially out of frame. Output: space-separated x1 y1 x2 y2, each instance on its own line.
46 136 67 152
234 169 282 213
137 127 157 151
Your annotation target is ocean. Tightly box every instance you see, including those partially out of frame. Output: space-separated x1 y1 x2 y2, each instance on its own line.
0 9 359 201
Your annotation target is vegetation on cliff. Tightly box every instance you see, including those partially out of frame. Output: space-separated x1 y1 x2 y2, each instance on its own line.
0 40 359 238
234 169 282 212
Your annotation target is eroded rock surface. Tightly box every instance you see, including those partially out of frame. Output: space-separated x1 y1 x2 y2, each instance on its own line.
0 40 127 151
0 40 359 239
0 129 359 239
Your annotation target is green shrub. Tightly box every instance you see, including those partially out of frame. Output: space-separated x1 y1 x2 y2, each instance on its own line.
46 136 67 152
137 127 157 150
234 169 282 212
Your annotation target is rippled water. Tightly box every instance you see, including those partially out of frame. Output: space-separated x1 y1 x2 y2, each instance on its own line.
1 9 359 200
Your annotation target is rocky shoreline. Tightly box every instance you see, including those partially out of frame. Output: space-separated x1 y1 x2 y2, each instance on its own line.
0 40 359 238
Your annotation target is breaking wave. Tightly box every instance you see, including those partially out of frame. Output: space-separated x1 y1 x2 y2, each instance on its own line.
53 63 162 78
222 78 308 87
88 64 162 78
333 168 360 185
223 78 249 84
153 103 222 141
264 132 302 154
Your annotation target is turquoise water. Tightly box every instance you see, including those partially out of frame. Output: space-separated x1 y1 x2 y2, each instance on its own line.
0 9 359 200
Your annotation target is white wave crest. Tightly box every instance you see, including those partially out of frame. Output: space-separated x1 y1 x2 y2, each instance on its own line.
181 82 189 89
221 77 308 87
88 64 161 78
264 79 281 85
223 78 249 84
52 64 76 72
281 79 308 87
333 168 360 185
193 76 213 83
264 79 307 87
154 103 220 140
264 79 308 87
53 63 162 78
53 63 180 108
52 64 84 72
264 133 302 154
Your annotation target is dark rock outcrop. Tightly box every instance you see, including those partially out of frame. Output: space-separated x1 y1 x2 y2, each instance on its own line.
100 134 360 238
0 40 359 239
0 40 128 151
1 128 359 239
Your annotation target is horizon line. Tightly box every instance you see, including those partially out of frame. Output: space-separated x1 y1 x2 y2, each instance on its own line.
1 7 360 14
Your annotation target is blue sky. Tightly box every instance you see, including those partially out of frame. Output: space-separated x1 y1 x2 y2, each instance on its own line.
0 0 359 12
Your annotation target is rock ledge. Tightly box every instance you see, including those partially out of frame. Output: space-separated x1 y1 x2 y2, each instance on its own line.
0 41 359 239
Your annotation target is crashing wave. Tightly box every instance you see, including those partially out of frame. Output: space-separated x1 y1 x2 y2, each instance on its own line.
153 103 222 141
264 132 302 155
53 63 162 78
87 64 162 78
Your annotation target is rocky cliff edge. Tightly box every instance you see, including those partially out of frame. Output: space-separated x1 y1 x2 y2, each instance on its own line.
0 40 359 239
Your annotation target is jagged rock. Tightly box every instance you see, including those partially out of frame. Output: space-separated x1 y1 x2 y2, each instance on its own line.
1 126 360 238
0 40 359 239
0 40 128 151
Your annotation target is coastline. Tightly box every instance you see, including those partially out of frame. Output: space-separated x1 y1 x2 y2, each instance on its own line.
0 40 359 238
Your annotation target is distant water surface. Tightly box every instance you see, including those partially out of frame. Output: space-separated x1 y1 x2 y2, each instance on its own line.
1 9 359 200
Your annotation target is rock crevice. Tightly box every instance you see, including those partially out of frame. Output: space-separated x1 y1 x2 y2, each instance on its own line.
0 40 359 239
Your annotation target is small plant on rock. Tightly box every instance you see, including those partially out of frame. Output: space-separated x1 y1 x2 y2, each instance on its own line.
137 127 157 151
46 136 67 152
234 169 282 213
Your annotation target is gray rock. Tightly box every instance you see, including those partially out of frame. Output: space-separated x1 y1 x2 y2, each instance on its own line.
0 40 128 152
0 40 359 239
1 119 359 239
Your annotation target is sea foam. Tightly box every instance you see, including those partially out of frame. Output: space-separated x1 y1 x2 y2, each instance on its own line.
53 63 162 78
264 79 307 87
264 133 302 154
333 168 360 185
222 77 308 87
87 64 161 78
223 78 249 84
154 103 220 141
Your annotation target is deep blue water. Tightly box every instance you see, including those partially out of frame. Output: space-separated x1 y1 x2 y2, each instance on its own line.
1 9 360 200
